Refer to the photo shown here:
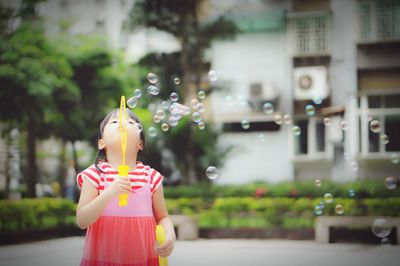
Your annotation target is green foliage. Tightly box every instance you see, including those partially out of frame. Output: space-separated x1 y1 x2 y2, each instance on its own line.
0 198 76 231
164 180 400 199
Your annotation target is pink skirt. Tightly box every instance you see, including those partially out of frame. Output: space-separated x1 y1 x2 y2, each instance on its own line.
80 216 159 266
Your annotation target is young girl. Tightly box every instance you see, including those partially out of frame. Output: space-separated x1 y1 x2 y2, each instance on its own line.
76 108 175 266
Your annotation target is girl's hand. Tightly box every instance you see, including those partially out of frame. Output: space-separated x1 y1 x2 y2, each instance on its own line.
154 233 175 257
104 176 132 198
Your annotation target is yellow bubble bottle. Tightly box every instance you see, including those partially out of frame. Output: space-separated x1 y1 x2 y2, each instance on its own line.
155 225 168 266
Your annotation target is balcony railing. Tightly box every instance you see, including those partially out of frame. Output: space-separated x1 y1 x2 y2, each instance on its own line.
287 11 331 57
358 0 400 43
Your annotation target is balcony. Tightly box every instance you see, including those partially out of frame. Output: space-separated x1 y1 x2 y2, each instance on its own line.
287 11 331 57
358 0 400 44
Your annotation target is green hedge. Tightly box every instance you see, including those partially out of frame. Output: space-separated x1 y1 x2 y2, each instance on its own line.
164 180 400 199
166 197 400 229
0 198 76 232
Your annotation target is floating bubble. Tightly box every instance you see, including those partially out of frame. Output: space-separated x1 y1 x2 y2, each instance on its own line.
168 116 179 127
259 134 265 143
173 77 180 85
274 114 283 125
263 102 274 114
191 99 200 109
390 154 400 164
206 166 219 180
133 88 142 99
349 160 359 172
380 134 389 145
381 238 391 245
384 176 397 190
314 205 323 215
147 85 159 96
198 90 206 100
127 97 138 108
147 72 158 84
155 109 166 120
162 101 170 110
208 70 217 82
315 179 322 187
192 112 202 123
153 115 161 124
197 121 206 130
293 126 301 136
348 189 355 198
371 218 392 238
147 127 157 137
312 95 323 105
323 193 333 204
283 114 292 125
370 120 381 133
196 103 205 113
161 123 169 132
335 204 344 215
170 92 179 102
241 120 250 130
323 117 331 126
340 120 348 130
305 105 316 116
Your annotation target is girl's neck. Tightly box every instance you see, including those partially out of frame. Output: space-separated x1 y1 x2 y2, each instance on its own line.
106 152 138 171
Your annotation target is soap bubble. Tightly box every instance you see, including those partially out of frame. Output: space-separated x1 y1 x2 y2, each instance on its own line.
259 134 265 143
241 120 250 130
133 88 142 99
370 120 381 133
191 99 200 109
323 193 333 204
371 218 392 238
348 189 355 198
340 120 348 130
173 77 180 85
196 103 205 113
161 101 170 110
198 90 206 99
323 117 331 126
305 105 315 116
127 97 138 108
147 127 157 137
335 204 344 215
192 112 202 123
283 114 292 125
381 238 391 245
170 92 179 102
312 95 323 105
380 134 389 145
263 103 274 114
206 166 219 180
384 176 397 190
390 154 400 164
147 72 158 84
274 115 283 125
155 109 166 120
293 126 301 136
314 205 323 215
315 179 322 187
197 121 206 130
161 123 169 132
153 115 161 124
168 116 179 127
147 85 159 96
208 70 217 82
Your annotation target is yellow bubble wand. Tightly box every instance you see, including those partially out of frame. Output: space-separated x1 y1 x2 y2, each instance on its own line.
156 225 168 266
118 95 129 207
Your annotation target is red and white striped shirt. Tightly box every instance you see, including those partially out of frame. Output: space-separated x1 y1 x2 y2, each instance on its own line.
76 161 164 194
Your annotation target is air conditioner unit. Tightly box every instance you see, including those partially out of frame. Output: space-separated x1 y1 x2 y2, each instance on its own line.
248 81 279 111
293 66 329 100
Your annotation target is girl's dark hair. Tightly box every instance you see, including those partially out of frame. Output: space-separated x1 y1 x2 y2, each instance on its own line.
94 108 145 172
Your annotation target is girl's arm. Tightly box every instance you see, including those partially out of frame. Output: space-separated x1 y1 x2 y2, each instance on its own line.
153 185 176 257
76 176 132 229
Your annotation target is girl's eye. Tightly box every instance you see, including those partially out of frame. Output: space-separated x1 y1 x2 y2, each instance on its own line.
129 121 134 125
111 121 118 124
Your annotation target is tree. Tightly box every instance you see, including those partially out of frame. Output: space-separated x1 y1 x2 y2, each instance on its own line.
128 0 238 184
0 23 77 197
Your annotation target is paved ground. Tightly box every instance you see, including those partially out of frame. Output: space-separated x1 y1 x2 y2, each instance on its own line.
0 237 399 266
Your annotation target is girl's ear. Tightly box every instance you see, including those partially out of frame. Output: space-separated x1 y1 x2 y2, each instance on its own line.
137 140 144 151
98 138 106 150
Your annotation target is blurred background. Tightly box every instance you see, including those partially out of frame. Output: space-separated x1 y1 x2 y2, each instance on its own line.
0 0 400 246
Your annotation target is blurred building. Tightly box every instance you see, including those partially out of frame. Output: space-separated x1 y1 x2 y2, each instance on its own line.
205 0 400 184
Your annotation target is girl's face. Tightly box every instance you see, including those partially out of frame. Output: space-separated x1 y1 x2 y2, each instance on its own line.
98 113 143 152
